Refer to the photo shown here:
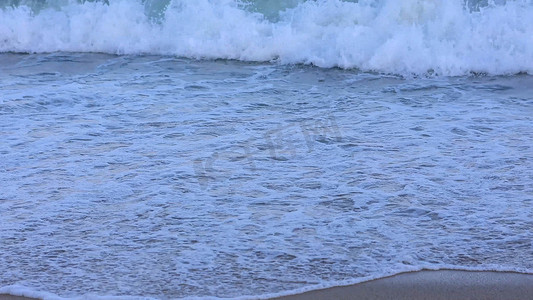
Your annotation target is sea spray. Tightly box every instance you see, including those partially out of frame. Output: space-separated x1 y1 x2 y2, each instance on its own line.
1 0 532 75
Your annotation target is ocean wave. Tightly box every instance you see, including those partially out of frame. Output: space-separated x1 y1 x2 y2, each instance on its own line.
1 0 533 75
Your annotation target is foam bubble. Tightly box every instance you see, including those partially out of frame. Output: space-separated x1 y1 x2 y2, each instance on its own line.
1 0 533 75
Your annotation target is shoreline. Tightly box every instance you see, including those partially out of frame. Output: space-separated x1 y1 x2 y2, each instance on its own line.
270 269 533 300
2 270 533 300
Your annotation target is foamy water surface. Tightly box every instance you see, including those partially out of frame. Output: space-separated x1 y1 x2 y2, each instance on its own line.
0 52 532 299
1 0 533 75
1 0 533 299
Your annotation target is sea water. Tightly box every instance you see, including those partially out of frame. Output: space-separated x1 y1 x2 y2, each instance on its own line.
1 1 532 299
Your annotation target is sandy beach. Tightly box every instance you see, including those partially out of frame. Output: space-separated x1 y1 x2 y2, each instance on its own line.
271 270 533 300
2 270 533 300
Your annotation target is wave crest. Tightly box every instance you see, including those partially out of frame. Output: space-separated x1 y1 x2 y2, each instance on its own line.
1 0 532 75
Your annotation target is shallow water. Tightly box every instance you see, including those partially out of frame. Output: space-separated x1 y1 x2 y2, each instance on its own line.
0 53 532 299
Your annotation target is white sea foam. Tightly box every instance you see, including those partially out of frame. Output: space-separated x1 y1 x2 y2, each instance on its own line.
1 53 532 299
0 285 64 300
1 0 533 75
0 285 158 300
2 265 532 300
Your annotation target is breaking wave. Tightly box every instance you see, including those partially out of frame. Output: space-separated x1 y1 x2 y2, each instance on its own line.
1 0 533 75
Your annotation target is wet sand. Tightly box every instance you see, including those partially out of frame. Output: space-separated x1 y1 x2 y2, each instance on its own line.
271 270 533 300
2 270 533 300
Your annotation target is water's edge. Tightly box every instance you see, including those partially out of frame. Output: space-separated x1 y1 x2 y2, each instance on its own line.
2 266 533 300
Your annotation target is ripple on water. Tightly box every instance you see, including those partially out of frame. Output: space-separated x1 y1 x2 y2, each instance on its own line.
0 54 532 298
